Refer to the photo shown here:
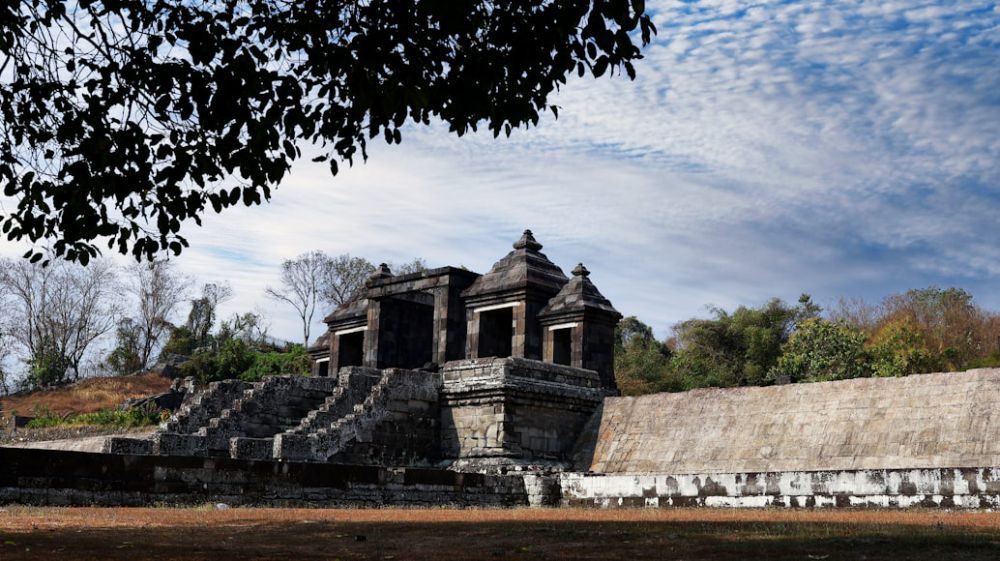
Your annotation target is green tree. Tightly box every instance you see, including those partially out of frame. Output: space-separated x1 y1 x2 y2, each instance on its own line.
881 287 985 371
241 345 311 383
185 282 233 349
105 318 144 376
1 1 655 263
866 318 938 378
770 318 870 383
613 317 677 395
160 326 196 358
27 335 71 388
671 295 820 388
615 316 657 351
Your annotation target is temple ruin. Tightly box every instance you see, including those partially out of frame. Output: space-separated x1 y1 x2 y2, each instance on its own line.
101 229 621 471
6 230 1000 509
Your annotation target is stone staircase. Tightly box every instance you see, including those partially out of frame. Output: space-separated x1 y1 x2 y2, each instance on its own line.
156 376 337 457
162 379 253 434
151 367 441 465
273 368 440 463
286 367 382 435
228 367 382 460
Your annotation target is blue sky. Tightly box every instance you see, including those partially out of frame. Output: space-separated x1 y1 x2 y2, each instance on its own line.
5 0 1000 344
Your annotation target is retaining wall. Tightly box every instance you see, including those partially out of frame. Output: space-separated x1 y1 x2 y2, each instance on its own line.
0 446 533 508
575 368 1000 474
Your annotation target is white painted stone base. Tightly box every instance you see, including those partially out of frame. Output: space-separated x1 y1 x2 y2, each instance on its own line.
560 468 1000 508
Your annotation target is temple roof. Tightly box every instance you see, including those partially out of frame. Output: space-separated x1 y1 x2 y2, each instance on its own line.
307 331 331 352
462 230 568 300
324 262 391 323
538 263 621 320
323 297 368 324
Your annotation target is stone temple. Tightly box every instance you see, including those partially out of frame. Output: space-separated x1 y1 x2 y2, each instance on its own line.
120 230 622 470
7 230 1000 508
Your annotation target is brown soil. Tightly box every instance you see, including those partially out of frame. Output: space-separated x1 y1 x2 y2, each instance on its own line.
0 372 172 419
0 507 998 560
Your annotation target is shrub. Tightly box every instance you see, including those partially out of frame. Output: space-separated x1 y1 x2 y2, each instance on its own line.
240 345 311 382
25 404 164 429
770 318 870 383
161 326 197 358
866 318 938 377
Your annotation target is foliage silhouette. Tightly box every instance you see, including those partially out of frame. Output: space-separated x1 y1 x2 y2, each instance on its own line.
0 1 655 263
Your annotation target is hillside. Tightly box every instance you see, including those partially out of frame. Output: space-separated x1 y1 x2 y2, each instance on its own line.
0 372 173 419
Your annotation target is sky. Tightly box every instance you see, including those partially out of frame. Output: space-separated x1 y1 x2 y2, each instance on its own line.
3 0 1000 346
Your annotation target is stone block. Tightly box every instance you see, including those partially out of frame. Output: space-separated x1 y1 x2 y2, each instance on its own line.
102 437 154 456
230 437 275 461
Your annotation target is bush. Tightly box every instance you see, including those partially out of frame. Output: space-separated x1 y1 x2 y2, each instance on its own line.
866 318 938 377
178 347 219 383
769 318 870 383
161 326 197 358
27 342 71 388
240 345 311 382
25 404 165 429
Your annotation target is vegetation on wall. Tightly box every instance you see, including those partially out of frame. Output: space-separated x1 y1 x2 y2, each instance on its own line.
616 287 1000 395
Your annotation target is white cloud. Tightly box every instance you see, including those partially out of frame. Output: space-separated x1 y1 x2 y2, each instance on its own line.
2 0 999 344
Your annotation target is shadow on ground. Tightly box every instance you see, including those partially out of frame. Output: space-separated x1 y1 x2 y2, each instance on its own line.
2 515 1000 561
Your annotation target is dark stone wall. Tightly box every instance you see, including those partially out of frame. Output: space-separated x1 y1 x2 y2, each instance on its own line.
0 447 530 508
581 322 617 391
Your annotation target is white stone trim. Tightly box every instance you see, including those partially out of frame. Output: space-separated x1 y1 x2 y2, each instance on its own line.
473 302 520 313
547 322 579 331
334 326 368 336
314 357 330 364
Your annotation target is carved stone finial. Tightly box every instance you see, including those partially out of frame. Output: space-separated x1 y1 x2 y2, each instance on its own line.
371 263 393 279
513 229 543 251
572 263 590 277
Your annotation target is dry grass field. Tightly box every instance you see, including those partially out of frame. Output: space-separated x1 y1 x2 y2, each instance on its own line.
0 373 172 419
1 507 999 560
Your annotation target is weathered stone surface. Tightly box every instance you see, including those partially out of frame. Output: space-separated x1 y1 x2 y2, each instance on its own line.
275 367 441 465
440 357 604 466
162 379 252 435
559 468 1000 509
576 368 1000 474
230 437 274 461
0 447 530 508
102 436 154 456
312 230 621 392
158 376 338 458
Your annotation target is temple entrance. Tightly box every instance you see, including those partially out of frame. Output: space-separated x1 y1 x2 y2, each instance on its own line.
337 330 365 368
478 307 513 358
552 327 572 365
378 293 436 369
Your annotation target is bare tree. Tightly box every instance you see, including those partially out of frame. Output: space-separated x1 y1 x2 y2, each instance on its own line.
0 296 14 395
0 258 120 385
124 260 191 369
0 330 13 395
391 258 428 276
266 251 330 347
322 254 376 307
186 282 234 348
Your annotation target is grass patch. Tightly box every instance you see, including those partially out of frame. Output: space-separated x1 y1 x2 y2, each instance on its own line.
1 372 172 419
23 405 166 430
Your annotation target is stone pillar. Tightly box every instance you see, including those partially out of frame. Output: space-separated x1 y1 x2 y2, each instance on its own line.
364 299 382 368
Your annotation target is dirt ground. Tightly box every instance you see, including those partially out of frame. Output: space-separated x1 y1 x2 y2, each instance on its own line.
1 507 999 560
